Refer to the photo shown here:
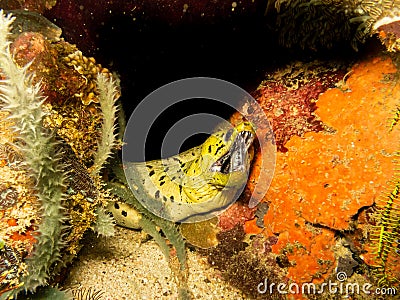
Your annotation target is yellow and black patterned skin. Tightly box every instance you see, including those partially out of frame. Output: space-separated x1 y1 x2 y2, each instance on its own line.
121 122 255 223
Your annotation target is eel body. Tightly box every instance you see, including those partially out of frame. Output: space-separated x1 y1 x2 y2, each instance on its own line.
109 122 255 224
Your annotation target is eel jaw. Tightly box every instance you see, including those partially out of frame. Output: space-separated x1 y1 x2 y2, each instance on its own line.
209 130 254 174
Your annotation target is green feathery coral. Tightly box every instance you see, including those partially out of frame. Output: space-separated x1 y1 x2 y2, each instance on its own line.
372 179 400 286
370 104 400 287
0 10 66 295
90 73 119 176
90 72 120 236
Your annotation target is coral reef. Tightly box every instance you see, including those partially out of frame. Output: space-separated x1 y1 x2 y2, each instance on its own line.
0 8 192 299
230 60 349 210
0 10 121 298
374 15 400 52
2 2 400 299
0 10 66 294
225 52 400 292
199 225 286 299
6 27 115 165
218 201 257 232
248 61 348 152
267 0 400 51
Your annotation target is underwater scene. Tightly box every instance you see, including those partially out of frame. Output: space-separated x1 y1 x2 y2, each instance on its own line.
1 0 400 299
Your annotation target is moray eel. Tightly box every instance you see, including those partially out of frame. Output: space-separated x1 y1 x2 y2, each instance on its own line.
110 122 255 223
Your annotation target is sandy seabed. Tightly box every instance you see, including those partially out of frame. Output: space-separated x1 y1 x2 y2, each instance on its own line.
63 226 247 299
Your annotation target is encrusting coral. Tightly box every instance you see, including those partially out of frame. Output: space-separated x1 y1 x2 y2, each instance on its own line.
236 53 400 288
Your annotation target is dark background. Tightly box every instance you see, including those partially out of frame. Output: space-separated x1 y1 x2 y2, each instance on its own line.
37 0 365 160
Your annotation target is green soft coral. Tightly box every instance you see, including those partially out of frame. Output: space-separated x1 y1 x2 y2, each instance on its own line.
0 10 67 296
90 73 119 176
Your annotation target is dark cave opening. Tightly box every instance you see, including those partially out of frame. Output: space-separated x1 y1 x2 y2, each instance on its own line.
92 9 367 161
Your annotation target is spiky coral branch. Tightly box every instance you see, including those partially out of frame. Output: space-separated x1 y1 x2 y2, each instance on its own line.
90 73 119 176
92 206 116 237
0 10 66 294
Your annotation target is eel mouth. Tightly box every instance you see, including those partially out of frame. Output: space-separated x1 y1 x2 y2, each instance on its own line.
209 130 254 174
